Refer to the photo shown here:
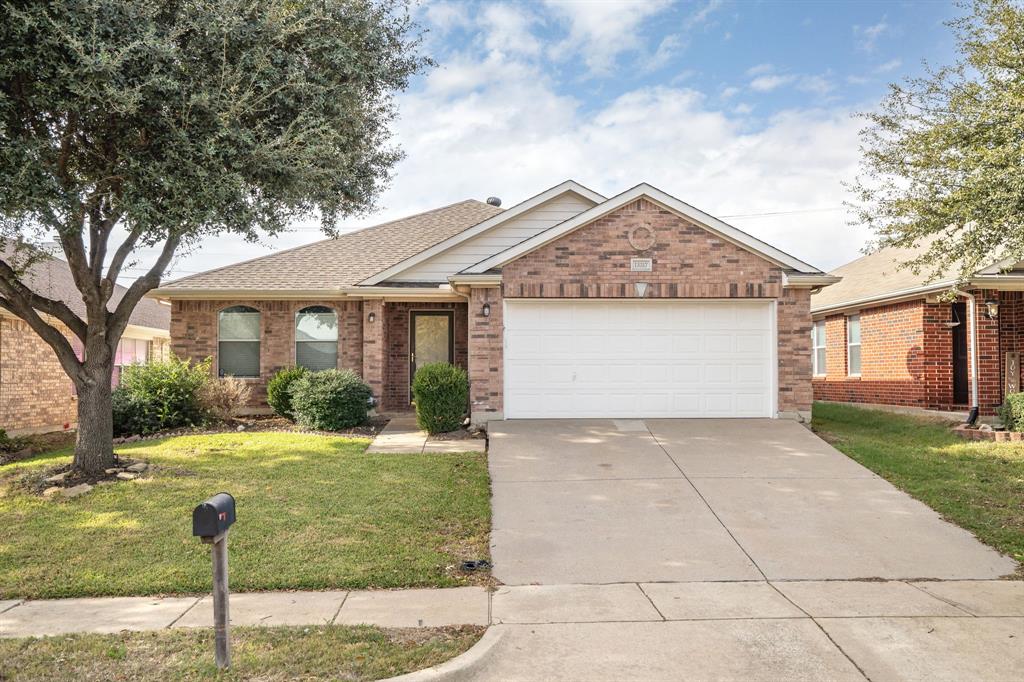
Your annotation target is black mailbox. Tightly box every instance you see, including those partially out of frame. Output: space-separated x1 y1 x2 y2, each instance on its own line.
192 492 236 539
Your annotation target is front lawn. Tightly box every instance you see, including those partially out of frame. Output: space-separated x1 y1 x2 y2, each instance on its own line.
812 402 1024 569
0 432 491 599
0 624 483 681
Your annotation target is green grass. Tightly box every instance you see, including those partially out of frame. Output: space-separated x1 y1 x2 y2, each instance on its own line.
812 402 1024 569
0 624 484 681
0 432 491 599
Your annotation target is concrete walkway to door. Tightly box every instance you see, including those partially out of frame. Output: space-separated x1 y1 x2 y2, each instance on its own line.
488 418 1014 585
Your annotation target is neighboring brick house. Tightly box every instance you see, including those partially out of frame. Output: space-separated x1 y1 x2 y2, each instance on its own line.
152 181 835 423
1 253 171 435
811 241 1024 416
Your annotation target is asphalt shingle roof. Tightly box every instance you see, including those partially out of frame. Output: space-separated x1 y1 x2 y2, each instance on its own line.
159 199 504 292
7 250 171 330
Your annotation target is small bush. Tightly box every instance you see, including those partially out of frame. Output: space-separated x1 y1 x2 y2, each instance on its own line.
290 369 372 431
267 366 309 420
198 376 252 422
412 363 468 434
113 357 212 435
999 392 1024 431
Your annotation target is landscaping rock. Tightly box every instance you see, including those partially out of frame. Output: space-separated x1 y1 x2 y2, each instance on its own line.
116 472 139 481
125 462 148 473
43 471 70 484
14 447 33 458
61 483 92 498
236 424 246 432
42 486 61 498
104 467 125 475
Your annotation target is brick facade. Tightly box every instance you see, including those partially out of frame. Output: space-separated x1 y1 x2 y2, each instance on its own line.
171 298 467 412
171 299 363 406
466 197 814 418
813 290 1024 415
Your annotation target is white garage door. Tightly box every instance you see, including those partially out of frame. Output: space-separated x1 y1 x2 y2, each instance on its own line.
504 300 775 419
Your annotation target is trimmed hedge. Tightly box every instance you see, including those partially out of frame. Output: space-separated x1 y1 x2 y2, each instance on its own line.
290 369 372 431
999 392 1024 432
113 357 212 436
267 366 309 420
412 363 468 434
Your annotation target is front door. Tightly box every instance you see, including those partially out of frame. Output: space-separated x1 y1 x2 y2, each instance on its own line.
952 302 969 405
410 311 454 403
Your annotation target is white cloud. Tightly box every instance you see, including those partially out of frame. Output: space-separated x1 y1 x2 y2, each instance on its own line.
854 18 891 52
797 74 835 95
686 0 725 29
720 86 741 99
421 0 472 34
875 58 902 73
750 74 796 92
544 0 674 75
480 3 543 57
746 63 775 77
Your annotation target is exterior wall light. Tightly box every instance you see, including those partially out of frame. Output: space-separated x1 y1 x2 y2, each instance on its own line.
368 311 376 323
985 299 999 319
482 303 491 317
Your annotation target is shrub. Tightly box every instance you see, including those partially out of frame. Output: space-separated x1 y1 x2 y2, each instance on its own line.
412 363 468 434
290 369 372 431
198 376 252 422
267 366 309 419
999 392 1024 431
113 357 212 435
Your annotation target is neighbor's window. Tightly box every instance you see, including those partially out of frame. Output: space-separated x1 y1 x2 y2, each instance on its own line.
847 315 861 376
812 320 827 375
112 337 152 386
218 305 260 377
295 305 338 371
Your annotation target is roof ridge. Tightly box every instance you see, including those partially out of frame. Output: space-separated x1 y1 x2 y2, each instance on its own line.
162 198 494 288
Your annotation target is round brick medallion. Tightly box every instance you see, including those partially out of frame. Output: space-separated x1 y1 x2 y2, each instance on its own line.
628 224 656 251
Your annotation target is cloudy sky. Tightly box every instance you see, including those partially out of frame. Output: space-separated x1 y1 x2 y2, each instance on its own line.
143 0 960 285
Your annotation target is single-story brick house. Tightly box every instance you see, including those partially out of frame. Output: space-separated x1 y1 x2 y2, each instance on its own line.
151 181 836 423
2 251 171 435
811 240 1024 416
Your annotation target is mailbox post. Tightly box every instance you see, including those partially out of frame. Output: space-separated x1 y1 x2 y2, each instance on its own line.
192 492 236 670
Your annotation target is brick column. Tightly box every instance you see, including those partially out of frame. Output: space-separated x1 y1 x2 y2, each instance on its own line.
777 288 812 419
362 299 385 406
974 289 1002 412
468 287 503 424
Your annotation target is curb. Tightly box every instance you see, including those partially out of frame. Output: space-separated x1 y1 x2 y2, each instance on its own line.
387 626 505 682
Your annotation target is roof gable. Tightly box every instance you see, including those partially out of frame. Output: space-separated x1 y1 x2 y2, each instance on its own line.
463 183 823 275
359 180 604 285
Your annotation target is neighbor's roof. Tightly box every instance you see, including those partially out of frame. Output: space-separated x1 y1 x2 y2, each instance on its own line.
4 248 171 330
810 239 961 312
156 199 503 293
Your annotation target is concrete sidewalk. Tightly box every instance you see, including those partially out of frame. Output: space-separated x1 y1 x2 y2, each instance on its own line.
0 587 489 638
367 415 485 454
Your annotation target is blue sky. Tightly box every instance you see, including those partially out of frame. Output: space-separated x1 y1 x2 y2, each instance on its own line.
155 0 961 283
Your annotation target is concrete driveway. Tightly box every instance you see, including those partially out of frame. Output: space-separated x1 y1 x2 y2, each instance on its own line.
488 419 1015 585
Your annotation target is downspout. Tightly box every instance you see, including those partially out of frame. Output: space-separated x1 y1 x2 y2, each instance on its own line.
954 290 980 425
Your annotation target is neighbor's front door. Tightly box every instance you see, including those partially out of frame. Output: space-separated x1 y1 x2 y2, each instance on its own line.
410 311 454 403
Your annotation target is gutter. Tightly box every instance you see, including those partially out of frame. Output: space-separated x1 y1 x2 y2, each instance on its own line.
147 285 462 301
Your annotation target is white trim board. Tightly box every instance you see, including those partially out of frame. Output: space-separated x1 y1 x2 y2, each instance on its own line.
463 183 823 275
359 180 605 285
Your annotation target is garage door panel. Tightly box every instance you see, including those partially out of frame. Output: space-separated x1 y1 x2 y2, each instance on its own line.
504 301 774 419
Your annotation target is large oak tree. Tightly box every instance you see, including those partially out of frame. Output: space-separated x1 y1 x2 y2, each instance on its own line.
0 0 427 472
851 0 1024 282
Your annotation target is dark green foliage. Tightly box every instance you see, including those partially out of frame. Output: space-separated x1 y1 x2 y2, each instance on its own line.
267 367 309 420
113 358 212 435
999 392 1024 431
290 369 372 431
412 363 468 434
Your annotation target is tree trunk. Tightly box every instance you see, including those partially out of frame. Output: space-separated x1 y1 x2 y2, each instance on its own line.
74 365 115 473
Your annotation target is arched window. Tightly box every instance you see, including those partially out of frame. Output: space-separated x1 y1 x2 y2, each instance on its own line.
218 305 260 377
295 305 338 371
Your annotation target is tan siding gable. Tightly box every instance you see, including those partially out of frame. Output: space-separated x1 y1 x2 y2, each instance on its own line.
391 192 597 282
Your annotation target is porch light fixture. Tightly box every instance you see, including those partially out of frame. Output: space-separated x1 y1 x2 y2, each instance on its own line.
634 282 649 298
367 311 376 323
482 303 491 317
985 299 999 319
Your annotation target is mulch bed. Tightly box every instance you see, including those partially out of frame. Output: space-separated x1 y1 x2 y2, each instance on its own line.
114 414 391 444
0 430 77 466
952 423 1024 442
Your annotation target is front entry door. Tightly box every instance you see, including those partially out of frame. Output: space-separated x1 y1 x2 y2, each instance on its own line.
952 302 969 405
410 311 454 402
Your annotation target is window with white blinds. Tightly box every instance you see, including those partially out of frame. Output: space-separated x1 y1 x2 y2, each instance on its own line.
219 306 260 377
295 306 338 372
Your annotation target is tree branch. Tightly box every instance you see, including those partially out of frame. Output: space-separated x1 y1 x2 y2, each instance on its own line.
0 259 88 340
0 295 83 382
108 234 180 339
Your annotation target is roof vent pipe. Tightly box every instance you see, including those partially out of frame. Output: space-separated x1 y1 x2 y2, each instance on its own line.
486 197 502 207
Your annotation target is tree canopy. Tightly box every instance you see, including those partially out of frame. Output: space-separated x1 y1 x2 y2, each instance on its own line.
850 0 1024 283
0 0 427 471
